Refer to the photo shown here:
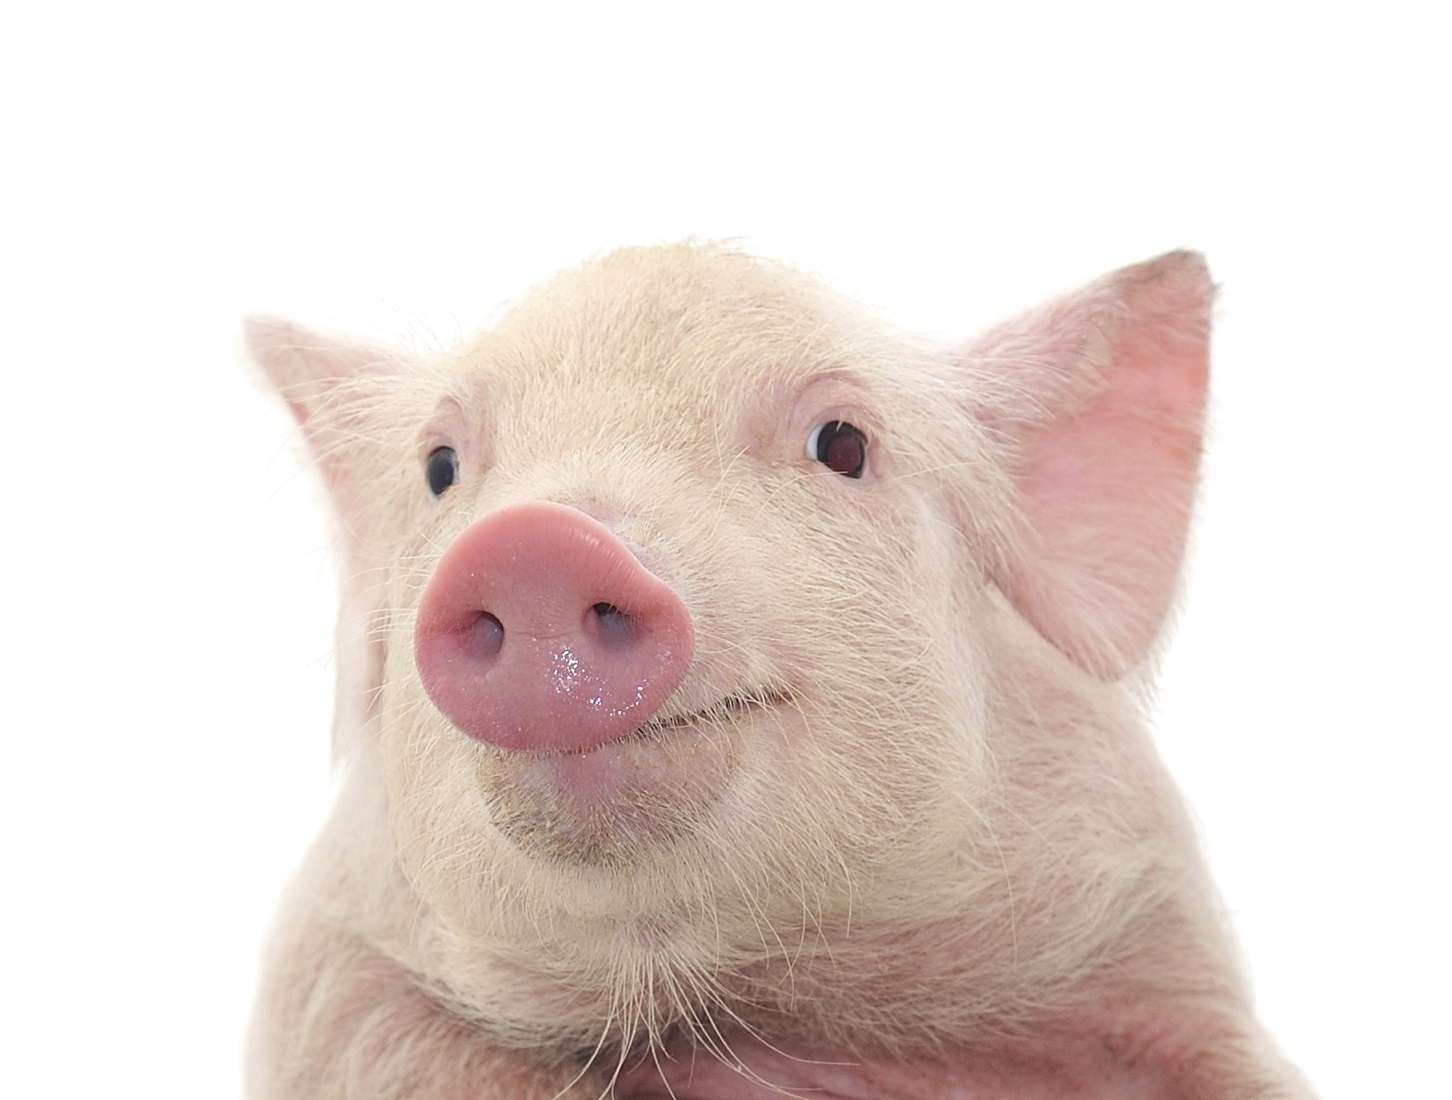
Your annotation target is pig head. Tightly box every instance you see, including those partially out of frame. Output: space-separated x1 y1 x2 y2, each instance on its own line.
246 244 1311 1098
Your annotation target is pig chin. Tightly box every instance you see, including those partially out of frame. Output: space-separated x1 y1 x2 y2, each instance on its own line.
473 709 749 866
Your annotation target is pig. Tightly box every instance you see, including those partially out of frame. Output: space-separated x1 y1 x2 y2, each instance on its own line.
245 243 1313 1099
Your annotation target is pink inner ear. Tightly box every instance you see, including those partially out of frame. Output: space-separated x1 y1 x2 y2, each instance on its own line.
998 253 1211 679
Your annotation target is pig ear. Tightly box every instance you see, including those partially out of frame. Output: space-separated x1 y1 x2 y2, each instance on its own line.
244 315 397 430
971 251 1212 679
244 316 402 756
244 315 403 535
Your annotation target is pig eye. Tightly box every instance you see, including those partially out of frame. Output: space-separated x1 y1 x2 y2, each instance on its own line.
806 421 867 478
424 446 459 498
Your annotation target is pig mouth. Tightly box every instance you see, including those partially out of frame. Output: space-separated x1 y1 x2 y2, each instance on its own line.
628 687 793 741
479 687 792 864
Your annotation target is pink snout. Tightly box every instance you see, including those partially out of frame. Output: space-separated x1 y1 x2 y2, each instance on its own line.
413 503 694 753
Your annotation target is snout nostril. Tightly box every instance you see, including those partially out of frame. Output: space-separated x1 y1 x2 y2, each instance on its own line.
467 611 505 658
414 503 695 751
591 602 636 649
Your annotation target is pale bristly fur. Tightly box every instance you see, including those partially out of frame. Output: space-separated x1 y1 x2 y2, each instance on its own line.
246 243 1312 1098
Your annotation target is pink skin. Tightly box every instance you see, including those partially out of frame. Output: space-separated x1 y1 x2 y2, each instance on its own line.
413 502 695 754
245 248 1314 1100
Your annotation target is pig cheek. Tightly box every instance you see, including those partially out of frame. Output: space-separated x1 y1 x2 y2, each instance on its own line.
373 653 504 902
763 524 993 849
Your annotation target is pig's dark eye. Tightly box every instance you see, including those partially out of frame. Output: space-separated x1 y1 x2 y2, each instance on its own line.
425 446 459 498
806 421 867 478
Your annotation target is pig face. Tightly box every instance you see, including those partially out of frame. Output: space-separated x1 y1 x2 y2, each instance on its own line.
248 245 1309 1098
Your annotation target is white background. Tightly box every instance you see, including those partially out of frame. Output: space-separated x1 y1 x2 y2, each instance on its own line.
3 3 1446 1097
